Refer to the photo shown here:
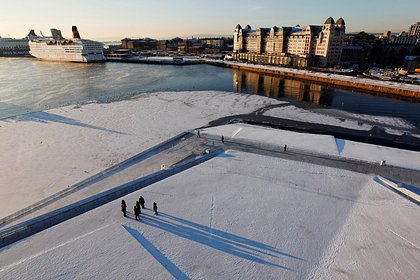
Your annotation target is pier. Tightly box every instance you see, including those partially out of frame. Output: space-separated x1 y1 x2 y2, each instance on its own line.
106 56 205 65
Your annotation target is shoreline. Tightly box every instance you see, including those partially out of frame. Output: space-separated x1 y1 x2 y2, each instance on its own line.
208 60 420 99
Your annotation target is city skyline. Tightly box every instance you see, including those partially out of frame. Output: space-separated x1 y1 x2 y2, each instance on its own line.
0 0 419 40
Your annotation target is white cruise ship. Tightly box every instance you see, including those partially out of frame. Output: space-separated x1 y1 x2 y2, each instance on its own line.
29 26 105 62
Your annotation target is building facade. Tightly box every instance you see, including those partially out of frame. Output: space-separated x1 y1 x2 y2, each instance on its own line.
121 38 157 50
409 22 420 37
232 17 345 67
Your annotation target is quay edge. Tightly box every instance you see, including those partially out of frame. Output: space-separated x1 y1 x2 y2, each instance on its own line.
208 61 420 99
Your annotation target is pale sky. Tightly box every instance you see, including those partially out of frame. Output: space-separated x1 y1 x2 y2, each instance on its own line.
0 0 419 40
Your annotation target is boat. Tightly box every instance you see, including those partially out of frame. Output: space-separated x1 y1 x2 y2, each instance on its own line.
0 36 29 57
29 26 105 62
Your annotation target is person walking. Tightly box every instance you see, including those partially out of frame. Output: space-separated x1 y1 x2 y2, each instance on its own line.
139 196 145 209
153 202 159 215
197 129 201 138
284 144 287 152
136 201 141 214
121 200 127 217
134 203 140 220
221 135 225 143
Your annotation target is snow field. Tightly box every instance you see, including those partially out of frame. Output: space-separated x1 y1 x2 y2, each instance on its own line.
0 150 418 279
0 91 281 218
202 123 420 170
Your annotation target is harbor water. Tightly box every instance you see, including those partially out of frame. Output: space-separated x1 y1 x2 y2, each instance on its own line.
1 57 419 127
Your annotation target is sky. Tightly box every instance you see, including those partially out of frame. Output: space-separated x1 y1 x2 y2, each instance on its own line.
0 0 419 40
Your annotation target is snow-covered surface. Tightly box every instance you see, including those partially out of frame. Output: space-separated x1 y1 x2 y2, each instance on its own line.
202 123 420 170
221 60 420 93
337 139 420 170
0 91 280 218
1 90 418 220
1 90 419 279
202 123 339 156
0 151 419 280
264 106 373 131
264 105 416 132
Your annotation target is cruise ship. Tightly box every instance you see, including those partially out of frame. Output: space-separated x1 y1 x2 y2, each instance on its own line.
0 36 29 56
29 26 105 62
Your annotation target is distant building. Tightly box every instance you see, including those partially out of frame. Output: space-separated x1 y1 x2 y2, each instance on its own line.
409 22 420 37
382 31 391 38
157 37 183 52
404 56 420 72
121 38 157 50
232 17 345 67
379 34 417 67
341 32 379 66
200 37 233 53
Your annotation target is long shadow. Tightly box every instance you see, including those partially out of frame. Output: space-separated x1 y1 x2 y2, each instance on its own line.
161 212 304 261
140 213 301 270
404 184 420 196
10 111 127 135
122 225 190 280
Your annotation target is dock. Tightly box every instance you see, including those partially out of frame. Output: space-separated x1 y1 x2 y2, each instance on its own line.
106 56 205 65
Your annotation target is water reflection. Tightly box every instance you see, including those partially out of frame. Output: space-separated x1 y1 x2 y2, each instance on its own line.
232 70 333 106
1 58 419 127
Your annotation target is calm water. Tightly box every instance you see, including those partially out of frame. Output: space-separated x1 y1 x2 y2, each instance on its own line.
1 57 419 127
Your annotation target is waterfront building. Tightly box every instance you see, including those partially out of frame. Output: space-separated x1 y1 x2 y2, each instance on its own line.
157 38 183 52
121 38 157 50
409 22 420 37
232 17 345 68
232 69 332 105
379 33 418 67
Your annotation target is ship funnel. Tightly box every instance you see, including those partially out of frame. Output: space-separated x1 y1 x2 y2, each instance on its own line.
27 29 37 39
51 28 63 39
27 29 36 37
72 26 80 39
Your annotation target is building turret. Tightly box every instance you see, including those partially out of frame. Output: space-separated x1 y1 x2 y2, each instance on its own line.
336 18 345 27
233 24 244 52
244 24 252 30
324 17 335 25
336 17 346 32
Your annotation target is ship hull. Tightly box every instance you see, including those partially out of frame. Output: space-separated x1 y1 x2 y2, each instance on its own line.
29 40 105 63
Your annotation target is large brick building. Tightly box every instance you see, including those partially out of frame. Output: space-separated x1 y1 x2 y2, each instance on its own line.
232 17 345 67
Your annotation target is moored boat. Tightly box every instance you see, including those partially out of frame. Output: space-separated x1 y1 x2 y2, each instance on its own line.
29 26 105 62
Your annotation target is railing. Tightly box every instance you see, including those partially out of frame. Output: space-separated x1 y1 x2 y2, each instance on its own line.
0 149 223 248
0 131 193 228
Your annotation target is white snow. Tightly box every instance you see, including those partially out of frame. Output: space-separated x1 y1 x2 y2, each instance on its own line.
202 123 340 156
264 105 416 133
0 150 418 280
263 106 373 131
202 123 420 170
0 90 419 279
0 91 281 218
336 139 420 170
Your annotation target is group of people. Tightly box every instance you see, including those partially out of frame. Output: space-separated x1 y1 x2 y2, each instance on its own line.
120 195 158 220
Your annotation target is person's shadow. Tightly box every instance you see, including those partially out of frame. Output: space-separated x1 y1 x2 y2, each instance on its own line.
136 212 305 271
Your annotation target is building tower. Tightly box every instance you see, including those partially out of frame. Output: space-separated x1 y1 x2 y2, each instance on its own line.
315 17 345 67
233 24 243 52
409 22 420 37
